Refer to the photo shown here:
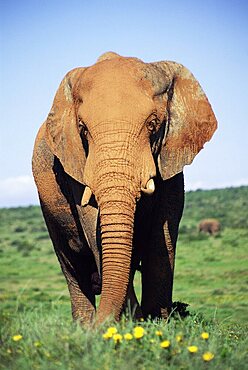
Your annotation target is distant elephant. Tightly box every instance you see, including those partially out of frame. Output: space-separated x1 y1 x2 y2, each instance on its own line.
199 219 221 235
32 52 217 325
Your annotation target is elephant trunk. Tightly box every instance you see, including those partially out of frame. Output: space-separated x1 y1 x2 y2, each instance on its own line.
93 154 138 323
97 195 136 322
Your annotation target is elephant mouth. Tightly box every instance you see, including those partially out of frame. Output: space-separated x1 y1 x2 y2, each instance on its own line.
81 178 155 207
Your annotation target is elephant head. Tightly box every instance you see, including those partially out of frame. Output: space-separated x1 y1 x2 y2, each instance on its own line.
44 52 217 323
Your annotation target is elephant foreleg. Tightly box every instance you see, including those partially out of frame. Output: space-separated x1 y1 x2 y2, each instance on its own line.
54 242 96 323
141 224 175 320
40 197 97 325
141 173 184 320
33 138 96 325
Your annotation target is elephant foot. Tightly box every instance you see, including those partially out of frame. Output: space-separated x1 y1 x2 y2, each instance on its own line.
72 307 96 326
160 307 171 321
141 303 172 321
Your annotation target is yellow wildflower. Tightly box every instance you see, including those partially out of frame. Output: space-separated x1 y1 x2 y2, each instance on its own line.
202 352 215 361
155 330 163 336
201 332 209 340
12 334 23 342
102 332 112 340
133 326 145 339
103 327 118 339
107 327 117 335
160 340 170 348
188 345 198 353
113 333 122 343
176 334 183 342
124 333 133 340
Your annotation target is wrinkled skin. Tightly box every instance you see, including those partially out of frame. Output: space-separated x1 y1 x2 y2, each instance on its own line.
32 52 217 325
199 219 221 235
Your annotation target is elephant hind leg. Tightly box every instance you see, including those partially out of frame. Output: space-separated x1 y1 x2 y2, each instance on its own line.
91 271 102 295
121 270 143 320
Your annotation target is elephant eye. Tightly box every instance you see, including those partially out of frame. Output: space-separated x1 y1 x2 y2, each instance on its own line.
78 118 88 137
146 118 158 134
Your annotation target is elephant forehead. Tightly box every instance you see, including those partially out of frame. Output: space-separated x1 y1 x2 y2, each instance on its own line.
79 61 154 122
83 81 153 108
80 89 154 125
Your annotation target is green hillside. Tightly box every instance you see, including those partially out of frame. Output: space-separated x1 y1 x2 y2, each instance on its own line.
181 186 248 230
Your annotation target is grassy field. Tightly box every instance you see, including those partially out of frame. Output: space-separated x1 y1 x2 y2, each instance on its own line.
0 186 247 369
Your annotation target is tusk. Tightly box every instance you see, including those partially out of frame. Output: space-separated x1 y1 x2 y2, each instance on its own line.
141 178 155 195
81 186 92 206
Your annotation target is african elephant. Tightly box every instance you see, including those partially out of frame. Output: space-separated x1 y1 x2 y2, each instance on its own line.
32 52 217 325
199 219 221 235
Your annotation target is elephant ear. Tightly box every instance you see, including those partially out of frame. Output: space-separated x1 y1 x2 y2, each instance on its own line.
45 68 86 184
155 62 217 180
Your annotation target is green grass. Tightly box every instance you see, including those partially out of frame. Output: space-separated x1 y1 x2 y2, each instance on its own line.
0 186 248 369
174 228 248 323
1 308 247 370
